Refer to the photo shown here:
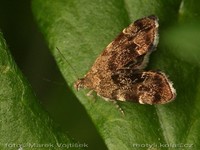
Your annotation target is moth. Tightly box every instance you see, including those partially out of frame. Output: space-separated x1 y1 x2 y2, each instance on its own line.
74 15 176 105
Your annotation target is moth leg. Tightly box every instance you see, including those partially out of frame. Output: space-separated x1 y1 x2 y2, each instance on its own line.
100 95 125 115
86 90 93 96
110 100 125 116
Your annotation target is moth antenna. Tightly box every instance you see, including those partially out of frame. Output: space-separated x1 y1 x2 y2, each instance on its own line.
56 47 79 79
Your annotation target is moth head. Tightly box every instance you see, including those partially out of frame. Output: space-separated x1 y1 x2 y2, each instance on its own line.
74 78 85 91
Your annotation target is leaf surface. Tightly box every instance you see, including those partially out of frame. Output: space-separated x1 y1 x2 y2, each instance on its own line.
32 0 200 149
0 33 75 150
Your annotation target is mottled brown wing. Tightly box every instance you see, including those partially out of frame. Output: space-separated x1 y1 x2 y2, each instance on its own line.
111 70 176 104
75 16 159 91
74 15 176 105
98 15 159 72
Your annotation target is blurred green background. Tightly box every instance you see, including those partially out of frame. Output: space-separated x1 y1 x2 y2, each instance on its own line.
0 0 107 149
1 0 200 149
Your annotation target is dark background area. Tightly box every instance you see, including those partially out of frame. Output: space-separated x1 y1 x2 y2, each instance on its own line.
0 0 107 149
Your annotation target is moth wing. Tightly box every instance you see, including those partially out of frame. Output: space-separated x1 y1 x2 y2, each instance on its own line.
84 15 159 81
111 70 176 104
97 15 159 72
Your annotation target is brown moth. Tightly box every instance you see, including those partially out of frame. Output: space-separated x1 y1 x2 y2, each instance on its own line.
74 15 176 105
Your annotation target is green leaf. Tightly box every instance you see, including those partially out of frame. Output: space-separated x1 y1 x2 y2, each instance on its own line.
32 0 200 149
0 33 76 149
